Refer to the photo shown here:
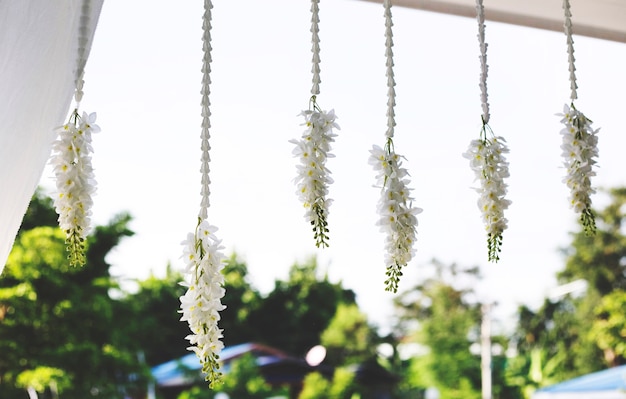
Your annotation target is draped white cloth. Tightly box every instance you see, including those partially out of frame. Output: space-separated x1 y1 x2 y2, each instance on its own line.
0 1 103 274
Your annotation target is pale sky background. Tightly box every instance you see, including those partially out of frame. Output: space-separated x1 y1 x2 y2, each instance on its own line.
38 0 626 334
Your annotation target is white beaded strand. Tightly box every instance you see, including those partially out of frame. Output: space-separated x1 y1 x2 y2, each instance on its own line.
310 0 321 96
557 0 598 236
563 0 578 101
370 0 421 293
200 0 213 220
476 0 490 124
463 0 512 263
50 0 100 267
291 0 340 248
384 0 396 139
178 0 226 388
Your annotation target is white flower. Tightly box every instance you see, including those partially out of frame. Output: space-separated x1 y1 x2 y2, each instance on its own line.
179 219 226 387
369 141 421 293
49 110 99 267
558 103 598 235
290 105 339 248
463 128 511 262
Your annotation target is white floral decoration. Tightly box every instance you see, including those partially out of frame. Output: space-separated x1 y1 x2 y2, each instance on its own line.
464 0 511 262
49 0 98 267
179 0 226 387
558 104 598 235
291 105 339 248
558 0 599 235
179 219 226 387
50 110 99 267
369 141 422 293
369 0 421 293
291 0 340 248
463 127 511 262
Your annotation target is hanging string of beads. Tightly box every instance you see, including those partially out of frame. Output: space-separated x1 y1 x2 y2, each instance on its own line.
463 0 511 263
369 0 421 293
290 0 340 249
178 0 226 388
49 0 100 267
558 0 599 236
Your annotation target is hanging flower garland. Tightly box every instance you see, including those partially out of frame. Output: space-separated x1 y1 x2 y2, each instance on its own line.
49 0 99 267
369 0 421 293
178 0 226 388
558 0 599 236
463 0 511 263
290 0 340 248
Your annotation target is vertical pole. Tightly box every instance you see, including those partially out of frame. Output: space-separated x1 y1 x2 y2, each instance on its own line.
481 303 492 399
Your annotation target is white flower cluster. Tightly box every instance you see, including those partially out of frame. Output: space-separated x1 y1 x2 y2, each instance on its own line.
463 132 511 262
179 220 226 387
369 142 421 293
558 103 598 235
50 111 99 267
290 107 339 248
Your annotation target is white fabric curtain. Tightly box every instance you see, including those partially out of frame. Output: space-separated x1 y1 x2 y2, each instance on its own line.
0 1 104 274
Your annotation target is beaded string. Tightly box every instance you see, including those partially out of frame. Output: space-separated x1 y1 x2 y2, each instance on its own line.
369 0 421 293
290 0 340 249
178 0 226 388
310 0 321 97
199 0 213 220
476 0 489 124
462 0 511 263
557 0 598 236
563 0 578 102
50 0 100 267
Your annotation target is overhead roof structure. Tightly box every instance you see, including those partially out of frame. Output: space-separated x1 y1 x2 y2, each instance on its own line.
360 0 626 43
532 364 626 399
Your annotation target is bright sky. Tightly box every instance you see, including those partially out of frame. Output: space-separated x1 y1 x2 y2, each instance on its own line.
39 0 626 334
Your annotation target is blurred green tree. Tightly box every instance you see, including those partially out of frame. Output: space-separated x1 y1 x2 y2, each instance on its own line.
218 254 264 347
119 253 264 370
217 353 287 399
0 190 146 398
508 187 626 397
589 289 626 366
393 260 482 399
299 367 355 399
320 303 378 367
120 265 190 367
248 257 356 356
560 187 626 295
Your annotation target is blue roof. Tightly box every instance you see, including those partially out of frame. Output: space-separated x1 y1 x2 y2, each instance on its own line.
151 343 290 387
537 365 626 393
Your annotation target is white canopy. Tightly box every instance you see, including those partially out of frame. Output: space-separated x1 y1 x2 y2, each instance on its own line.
0 1 103 274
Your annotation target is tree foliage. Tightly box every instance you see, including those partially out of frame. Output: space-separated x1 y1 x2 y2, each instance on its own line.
393 261 482 399
216 353 287 399
321 303 378 367
218 255 263 347
560 187 626 295
299 368 355 399
248 258 356 356
1 190 386 398
554 188 626 367
120 265 190 367
590 289 626 366
509 187 626 397
0 191 145 398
